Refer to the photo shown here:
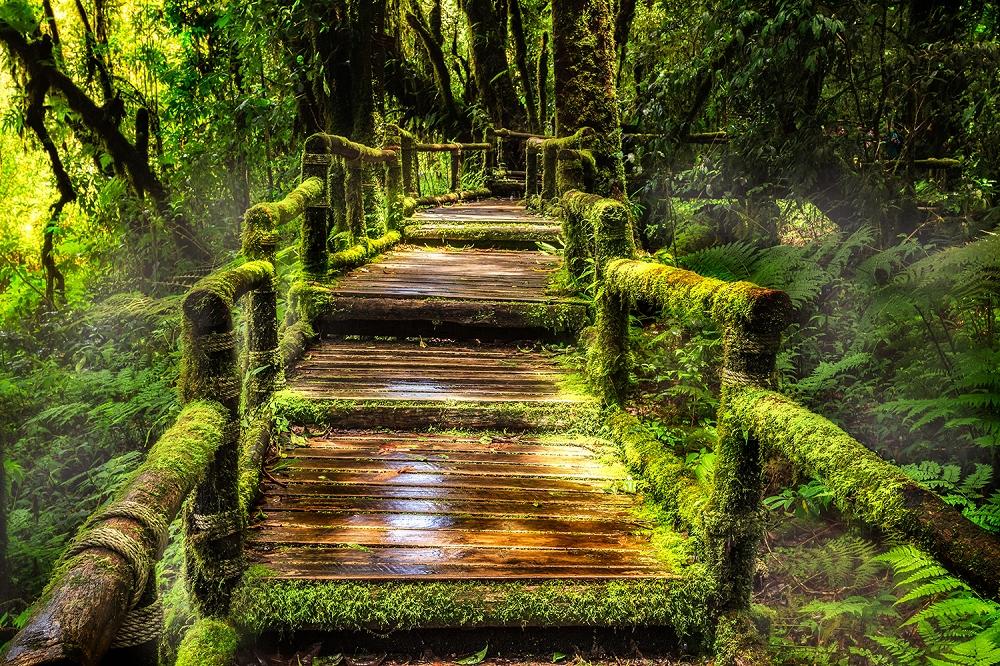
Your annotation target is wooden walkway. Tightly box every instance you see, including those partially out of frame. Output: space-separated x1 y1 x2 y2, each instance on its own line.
248 199 673 620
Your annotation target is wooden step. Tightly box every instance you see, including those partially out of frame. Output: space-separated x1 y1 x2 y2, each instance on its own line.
281 340 596 430
403 222 561 250
247 431 671 583
314 247 585 340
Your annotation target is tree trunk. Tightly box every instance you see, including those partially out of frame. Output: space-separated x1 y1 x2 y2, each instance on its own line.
406 10 463 128
507 0 538 132
537 32 549 134
551 0 624 197
461 0 525 130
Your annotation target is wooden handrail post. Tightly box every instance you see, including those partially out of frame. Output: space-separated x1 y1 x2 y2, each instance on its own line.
485 128 497 184
345 158 365 240
540 142 557 200
179 263 275 614
450 147 462 192
384 130 404 230
300 145 332 277
707 289 790 662
525 138 541 203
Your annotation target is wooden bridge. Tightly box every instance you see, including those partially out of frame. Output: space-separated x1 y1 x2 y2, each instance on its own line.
5 128 1000 666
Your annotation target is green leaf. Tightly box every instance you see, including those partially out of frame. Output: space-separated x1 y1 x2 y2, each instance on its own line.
552 652 567 663
456 645 488 665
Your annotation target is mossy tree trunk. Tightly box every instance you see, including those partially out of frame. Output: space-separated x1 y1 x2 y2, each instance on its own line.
351 0 387 237
461 0 526 131
551 0 624 198
536 31 550 134
507 0 538 132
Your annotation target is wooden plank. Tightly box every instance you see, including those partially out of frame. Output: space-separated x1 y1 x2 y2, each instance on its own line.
302 436 597 458
273 469 614 493
254 511 649 535
247 524 651 550
289 449 606 468
250 546 662 570
282 458 618 481
261 483 635 506
258 495 636 520
289 389 573 403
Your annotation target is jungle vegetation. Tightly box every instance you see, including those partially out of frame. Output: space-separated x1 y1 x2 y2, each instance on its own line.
1 0 999 663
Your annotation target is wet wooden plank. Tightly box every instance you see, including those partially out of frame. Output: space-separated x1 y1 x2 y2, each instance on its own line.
254 511 649 535
258 495 637 520
289 448 607 469
302 435 597 458
281 458 618 481
261 483 635 506
248 524 651 550
273 469 614 493
289 340 586 404
329 248 566 303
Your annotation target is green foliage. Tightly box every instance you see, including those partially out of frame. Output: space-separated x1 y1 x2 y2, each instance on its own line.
866 546 1000 665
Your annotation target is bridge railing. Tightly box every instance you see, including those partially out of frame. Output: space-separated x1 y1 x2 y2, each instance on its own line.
396 126 492 205
3 131 424 665
560 189 1000 657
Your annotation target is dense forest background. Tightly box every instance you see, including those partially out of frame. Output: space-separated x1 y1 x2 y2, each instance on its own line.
1 0 1000 662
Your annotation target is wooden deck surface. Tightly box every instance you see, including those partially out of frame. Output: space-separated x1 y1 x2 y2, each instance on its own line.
252 199 673 589
405 199 562 248
329 247 564 302
288 340 586 403
249 433 671 580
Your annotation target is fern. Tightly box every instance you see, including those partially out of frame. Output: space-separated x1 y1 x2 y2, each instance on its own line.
870 546 1000 665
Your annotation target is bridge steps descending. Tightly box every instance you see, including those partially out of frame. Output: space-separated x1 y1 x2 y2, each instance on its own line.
403 198 561 249
244 199 680 635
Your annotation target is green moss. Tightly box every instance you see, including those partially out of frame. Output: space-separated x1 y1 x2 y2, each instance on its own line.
329 230 401 271
142 401 228 480
403 222 560 244
230 570 713 639
237 409 272 515
603 259 788 331
241 177 323 258
712 607 771 666
270 389 601 433
560 191 635 286
278 319 314 370
601 409 708 530
729 386 917 531
175 617 240 666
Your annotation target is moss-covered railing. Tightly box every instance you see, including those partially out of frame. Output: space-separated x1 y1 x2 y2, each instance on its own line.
395 125 491 205
565 189 1000 661
2 173 326 666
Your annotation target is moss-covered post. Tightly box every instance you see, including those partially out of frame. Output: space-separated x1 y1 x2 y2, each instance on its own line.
241 231 280 411
300 139 332 277
705 288 790 664
450 147 463 192
346 158 365 241
551 0 625 198
383 130 404 231
525 138 542 203
485 128 497 185
179 262 274 614
569 194 636 404
398 127 418 196
541 141 557 201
